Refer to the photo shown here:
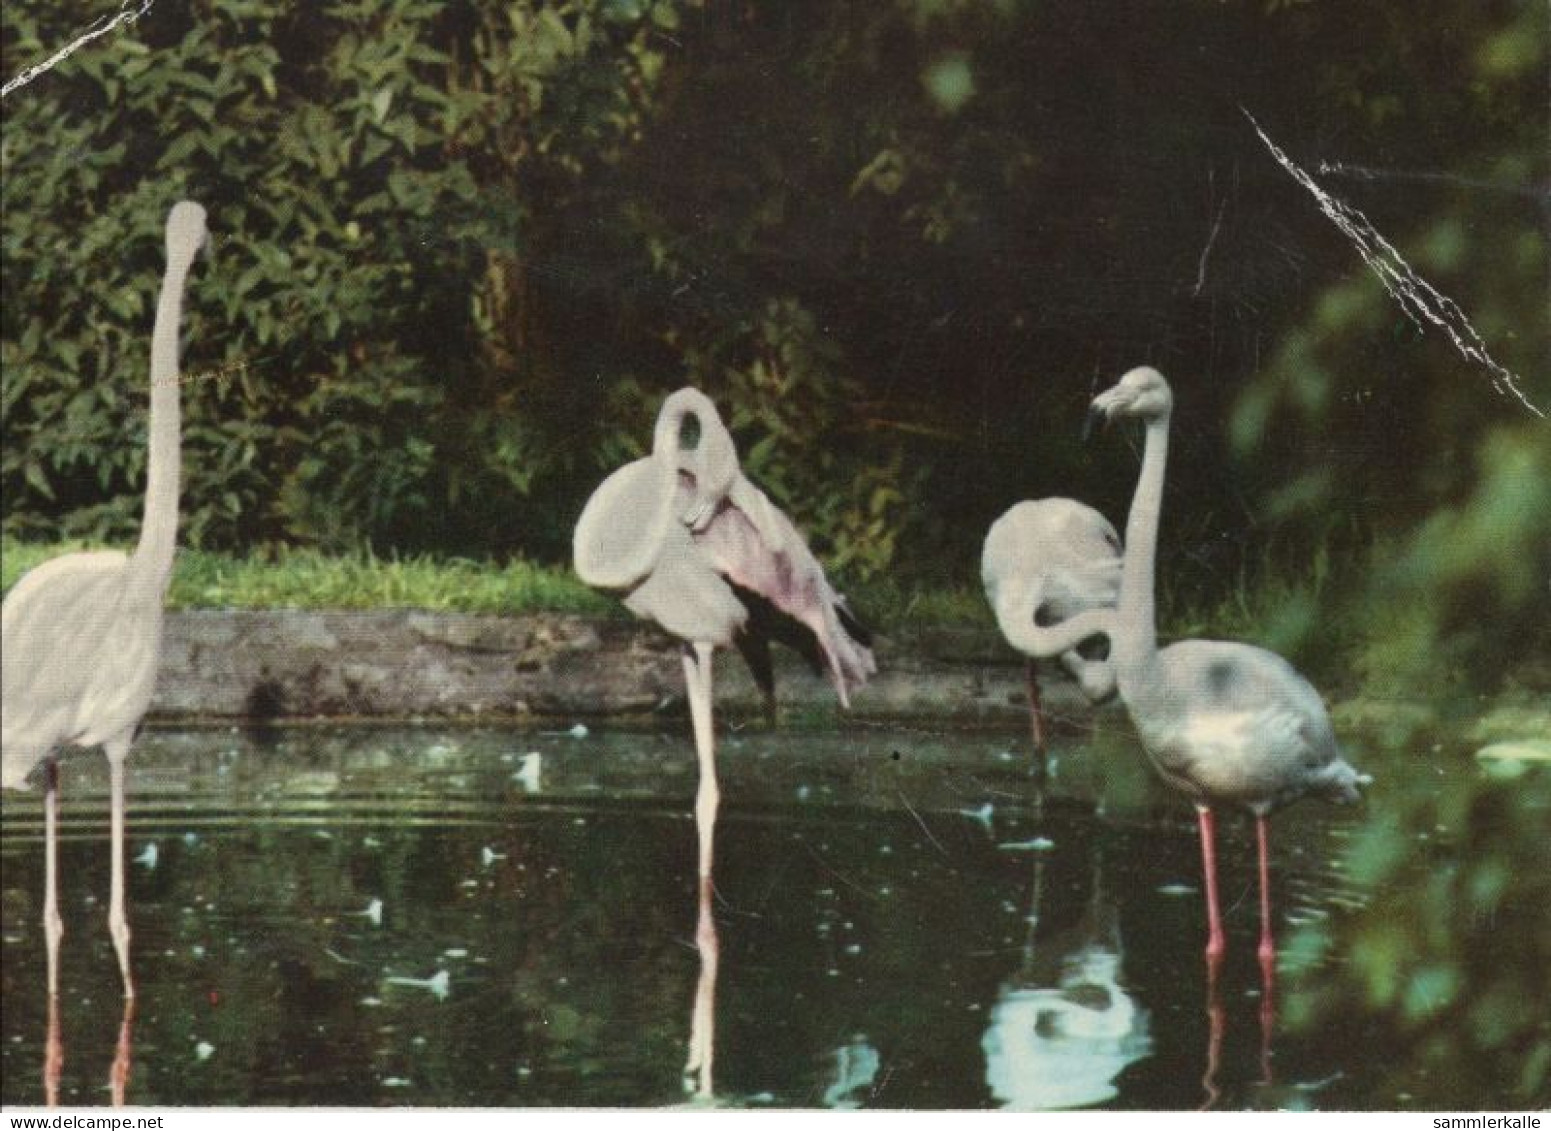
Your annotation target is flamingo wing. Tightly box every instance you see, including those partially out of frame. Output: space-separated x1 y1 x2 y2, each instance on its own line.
694 477 875 706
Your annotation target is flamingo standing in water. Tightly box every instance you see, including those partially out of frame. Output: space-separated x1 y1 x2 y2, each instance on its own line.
1013 367 1369 973
573 387 875 881
2 201 208 1001
982 499 1122 751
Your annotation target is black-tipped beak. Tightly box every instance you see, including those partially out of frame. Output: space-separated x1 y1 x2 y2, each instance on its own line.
1081 405 1106 445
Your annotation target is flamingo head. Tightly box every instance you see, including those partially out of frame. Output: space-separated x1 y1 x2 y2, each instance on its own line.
654 387 738 530
1086 366 1173 435
166 201 209 267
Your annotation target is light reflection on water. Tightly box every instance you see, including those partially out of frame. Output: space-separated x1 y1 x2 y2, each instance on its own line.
0 719 1517 1108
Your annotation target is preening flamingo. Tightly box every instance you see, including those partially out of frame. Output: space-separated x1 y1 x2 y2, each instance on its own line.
573 387 874 880
982 499 1122 750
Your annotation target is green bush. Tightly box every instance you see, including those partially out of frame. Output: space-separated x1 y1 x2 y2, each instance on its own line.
2 0 692 554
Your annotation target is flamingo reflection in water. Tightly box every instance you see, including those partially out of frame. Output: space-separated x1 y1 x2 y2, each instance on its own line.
1199 892 1277 1110
110 1001 135 1107
1200 968 1277 1108
982 848 1152 1109
677 874 884 1108
823 1036 881 1109
682 879 720 1100
42 998 135 1107
43 998 60 1108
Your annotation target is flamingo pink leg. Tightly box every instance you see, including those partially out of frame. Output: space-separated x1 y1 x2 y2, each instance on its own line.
1024 659 1047 752
106 738 135 999
43 758 63 999
683 643 720 880
1256 813 1276 972
1196 805 1226 965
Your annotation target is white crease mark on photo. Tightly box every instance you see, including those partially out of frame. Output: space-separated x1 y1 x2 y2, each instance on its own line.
1192 196 1228 298
2 1 155 100
1315 161 1544 201
1246 109 1544 420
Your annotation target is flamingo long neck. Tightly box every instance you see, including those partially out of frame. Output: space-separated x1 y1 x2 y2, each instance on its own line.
655 390 736 520
996 585 1113 660
651 397 693 503
1114 413 1169 681
127 254 193 599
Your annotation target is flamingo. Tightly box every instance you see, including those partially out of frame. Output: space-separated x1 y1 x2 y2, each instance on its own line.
982 499 1122 750
1 201 208 999
573 387 874 880
1010 367 1369 974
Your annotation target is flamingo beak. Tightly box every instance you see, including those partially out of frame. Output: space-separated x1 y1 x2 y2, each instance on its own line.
683 490 717 531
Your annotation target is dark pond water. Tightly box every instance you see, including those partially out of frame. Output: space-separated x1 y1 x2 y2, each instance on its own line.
0 716 1545 1109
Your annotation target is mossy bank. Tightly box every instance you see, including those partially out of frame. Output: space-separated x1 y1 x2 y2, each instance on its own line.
149 609 1071 724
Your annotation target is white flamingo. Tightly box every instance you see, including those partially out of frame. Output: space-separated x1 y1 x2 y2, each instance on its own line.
573 387 874 880
1014 366 1369 970
982 499 1122 750
2 201 208 999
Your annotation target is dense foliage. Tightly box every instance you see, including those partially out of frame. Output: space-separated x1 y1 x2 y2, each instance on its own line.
1285 711 1551 1107
2 0 1546 690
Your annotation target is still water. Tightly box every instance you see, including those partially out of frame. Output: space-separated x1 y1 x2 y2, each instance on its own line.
0 718 1542 1109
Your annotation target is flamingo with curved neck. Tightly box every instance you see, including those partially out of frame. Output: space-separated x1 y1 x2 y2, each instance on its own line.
982 499 1122 752
574 387 874 880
